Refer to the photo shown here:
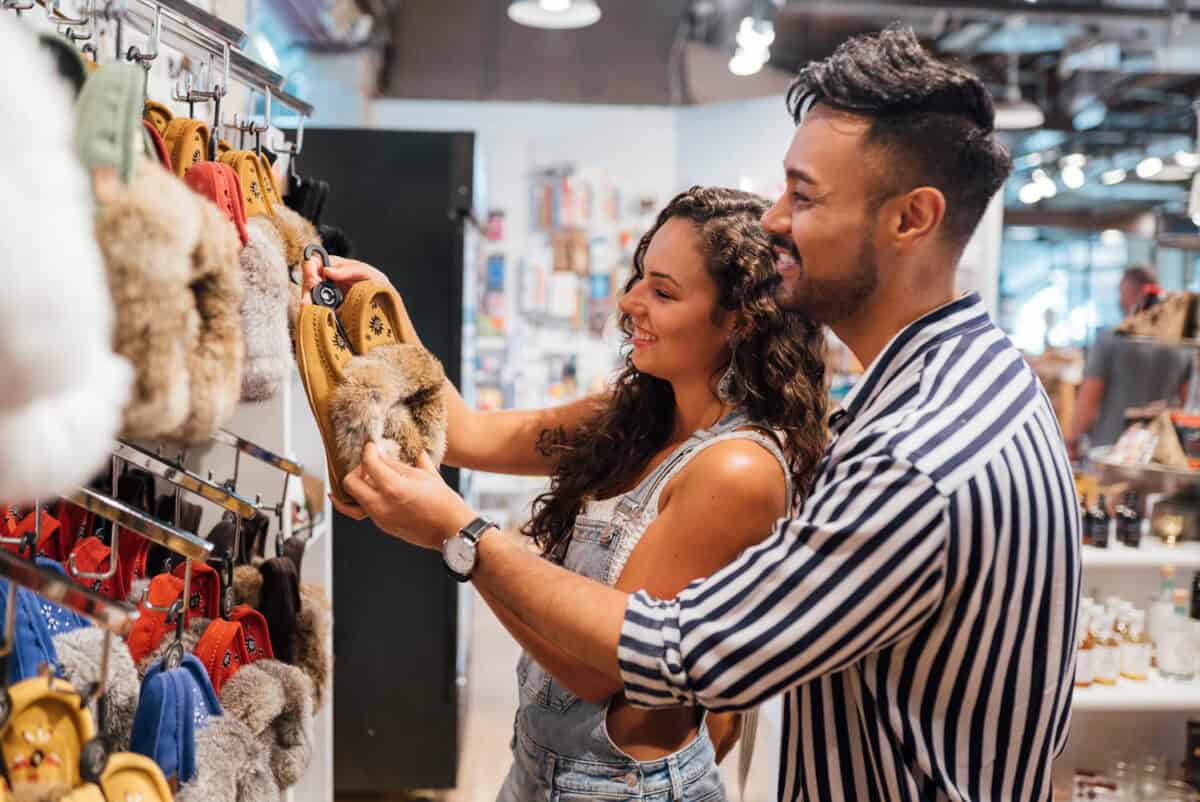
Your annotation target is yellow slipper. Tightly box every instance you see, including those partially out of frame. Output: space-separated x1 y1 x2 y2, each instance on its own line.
143 100 172 137
162 118 210 178
219 150 273 219
100 752 174 802
294 265 358 506
340 281 419 353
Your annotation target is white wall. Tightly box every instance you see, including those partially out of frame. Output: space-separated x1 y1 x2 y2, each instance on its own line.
675 94 795 196
367 99 679 234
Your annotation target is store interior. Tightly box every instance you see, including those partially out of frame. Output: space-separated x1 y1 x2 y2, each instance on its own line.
10 0 1200 800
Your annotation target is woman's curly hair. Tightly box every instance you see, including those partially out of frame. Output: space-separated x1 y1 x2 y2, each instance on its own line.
523 186 829 560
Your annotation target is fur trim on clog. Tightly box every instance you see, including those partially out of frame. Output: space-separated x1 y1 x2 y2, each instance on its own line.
54 627 139 752
98 160 200 440
240 218 291 401
330 343 448 473
176 714 278 802
162 198 244 443
295 582 331 711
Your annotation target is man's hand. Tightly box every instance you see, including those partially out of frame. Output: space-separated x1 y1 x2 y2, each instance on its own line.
301 255 395 306
342 443 476 549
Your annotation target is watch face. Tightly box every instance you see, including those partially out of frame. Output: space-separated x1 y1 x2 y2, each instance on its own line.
444 535 476 576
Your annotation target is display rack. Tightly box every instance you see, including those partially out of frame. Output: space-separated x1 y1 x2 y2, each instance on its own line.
1074 670 1200 712
1082 539 1200 569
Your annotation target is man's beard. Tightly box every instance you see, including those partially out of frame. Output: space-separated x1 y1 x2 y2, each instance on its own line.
774 234 878 325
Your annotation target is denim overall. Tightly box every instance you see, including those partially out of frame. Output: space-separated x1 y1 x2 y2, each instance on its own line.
497 411 791 802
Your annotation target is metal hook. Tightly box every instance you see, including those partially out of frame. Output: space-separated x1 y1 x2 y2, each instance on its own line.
45 0 86 25
126 4 159 67
68 525 119 582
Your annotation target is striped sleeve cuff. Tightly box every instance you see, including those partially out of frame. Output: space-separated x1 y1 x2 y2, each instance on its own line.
618 590 695 708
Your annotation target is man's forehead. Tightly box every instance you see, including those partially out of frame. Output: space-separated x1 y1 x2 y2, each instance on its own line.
785 104 874 181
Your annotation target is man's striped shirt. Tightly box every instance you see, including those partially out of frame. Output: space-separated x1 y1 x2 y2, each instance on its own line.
618 292 1081 802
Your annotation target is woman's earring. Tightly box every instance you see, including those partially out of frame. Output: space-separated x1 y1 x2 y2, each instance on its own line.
718 350 746 405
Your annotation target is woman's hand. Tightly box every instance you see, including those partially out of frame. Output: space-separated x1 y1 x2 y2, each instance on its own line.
342 444 477 549
301 255 394 306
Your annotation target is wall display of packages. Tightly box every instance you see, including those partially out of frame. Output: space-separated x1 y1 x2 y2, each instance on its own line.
469 166 655 523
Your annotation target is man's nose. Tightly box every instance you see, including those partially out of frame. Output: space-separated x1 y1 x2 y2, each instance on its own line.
761 194 790 234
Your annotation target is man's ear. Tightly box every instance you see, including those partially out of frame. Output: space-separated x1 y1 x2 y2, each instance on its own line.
893 187 946 245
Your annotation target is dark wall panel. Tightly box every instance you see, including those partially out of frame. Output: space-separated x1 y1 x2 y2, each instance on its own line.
300 128 472 793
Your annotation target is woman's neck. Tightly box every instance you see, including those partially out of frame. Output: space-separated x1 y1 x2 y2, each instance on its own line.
669 377 732 443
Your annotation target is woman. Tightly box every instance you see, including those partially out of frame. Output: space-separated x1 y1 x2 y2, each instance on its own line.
310 186 827 801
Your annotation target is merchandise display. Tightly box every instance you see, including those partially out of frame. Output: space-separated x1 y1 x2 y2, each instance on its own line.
0 1 338 800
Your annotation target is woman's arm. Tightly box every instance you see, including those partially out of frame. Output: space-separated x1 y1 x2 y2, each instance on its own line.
477 439 788 703
305 255 601 475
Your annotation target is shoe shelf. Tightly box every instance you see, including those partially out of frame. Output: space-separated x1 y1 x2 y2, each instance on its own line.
1082 539 1200 570
1074 669 1200 712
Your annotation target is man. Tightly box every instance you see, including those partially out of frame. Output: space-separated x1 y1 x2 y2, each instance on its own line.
329 28 1080 802
1066 265 1191 458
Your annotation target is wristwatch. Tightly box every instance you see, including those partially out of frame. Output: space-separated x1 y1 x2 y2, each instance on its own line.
442 516 497 583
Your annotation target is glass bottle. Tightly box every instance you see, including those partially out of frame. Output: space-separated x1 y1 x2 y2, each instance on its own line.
1081 495 1093 547
1160 589 1198 681
1093 495 1111 548
1120 609 1152 681
1076 614 1094 689
1093 612 1120 686
1150 565 1178 667
1117 490 1141 548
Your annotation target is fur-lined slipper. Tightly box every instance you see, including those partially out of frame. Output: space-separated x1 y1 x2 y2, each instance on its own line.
98 160 201 440
232 564 263 607
185 161 249 246
0 25 133 503
219 150 274 219
331 344 447 473
294 294 357 504
240 218 290 401
295 582 332 711
227 563 331 710
135 617 208 678
176 714 278 802
162 199 245 444
54 628 139 752
268 203 321 335
221 660 313 789
143 100 173 136
75 63 144 185
142 120 172 173
99 752 174 802
163 117 210 178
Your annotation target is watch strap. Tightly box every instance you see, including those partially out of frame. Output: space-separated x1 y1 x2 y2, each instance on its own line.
459 516 496 545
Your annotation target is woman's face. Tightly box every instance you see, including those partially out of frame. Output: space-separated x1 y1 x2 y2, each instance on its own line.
618 217 733 387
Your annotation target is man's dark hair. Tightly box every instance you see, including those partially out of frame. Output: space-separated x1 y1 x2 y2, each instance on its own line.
1122 265 1157 288
787 26 1012 246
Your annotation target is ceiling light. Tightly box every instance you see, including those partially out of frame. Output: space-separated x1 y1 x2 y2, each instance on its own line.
995 50 1044 130
737 16 775 50
1060 153 1086 169
995 99 1045 130
729 46 767 77
1176 150 1200 168
1101 168 1127 185
1015 153 1043 169
1136 157 1164 179
1019 183 1043 205
507 0 601 30
1061 165 1085 189
1072 99 1107 131
1144 164 1194 182
1100 229 1124 246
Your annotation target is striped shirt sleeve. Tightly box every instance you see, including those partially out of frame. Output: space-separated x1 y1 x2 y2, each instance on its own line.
618 454 949 711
